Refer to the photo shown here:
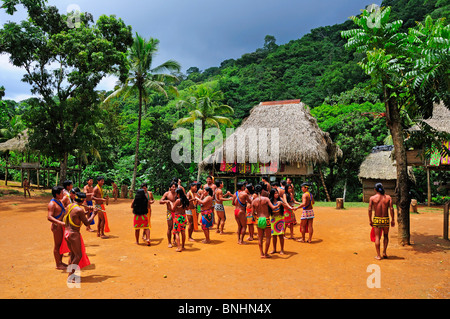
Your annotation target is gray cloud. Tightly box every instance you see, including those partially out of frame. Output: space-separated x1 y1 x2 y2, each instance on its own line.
0 0 380 100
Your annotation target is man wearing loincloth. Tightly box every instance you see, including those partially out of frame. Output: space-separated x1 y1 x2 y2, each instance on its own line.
369 183 395 260
23 178 31 198
61 180 73 208
93 176 109 238
186 182 198 241
160 181 178 247
83 177 95 232
47 186 68 270
252 184 273 258
64 192 98 282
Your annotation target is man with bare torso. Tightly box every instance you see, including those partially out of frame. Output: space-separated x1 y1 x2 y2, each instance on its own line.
369 183 395 260
160 181 178 247
252 184 273 258
83 178 95 232
64 192 98 281
23 178 31 198
93 176 109 238
47 186 67 270
61 180 73 208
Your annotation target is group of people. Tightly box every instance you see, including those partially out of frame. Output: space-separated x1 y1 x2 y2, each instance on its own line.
47 173 395 282
131 175 316 258
47 176 111 280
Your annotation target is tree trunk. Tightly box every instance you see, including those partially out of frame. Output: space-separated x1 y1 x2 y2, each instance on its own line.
59 152 68 185
131 89 143 192
385 96 410 246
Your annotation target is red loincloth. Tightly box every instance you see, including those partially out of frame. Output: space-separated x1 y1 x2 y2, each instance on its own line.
101 204 110 233
370 227 376 242
64 230 91 269
59 226 70 255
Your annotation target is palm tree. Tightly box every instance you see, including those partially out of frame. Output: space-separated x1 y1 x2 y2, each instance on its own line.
175 84 234 180
105 33 181 191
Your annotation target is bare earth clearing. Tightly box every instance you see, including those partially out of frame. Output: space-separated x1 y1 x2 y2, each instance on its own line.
0 192 448 299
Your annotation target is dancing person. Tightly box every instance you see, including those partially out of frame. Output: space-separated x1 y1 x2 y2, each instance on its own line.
170 188 190 252
132 188 150 246
160 181 178 248
297 183 315 243
93 176 110 238
214 180 232 235
186 182 198 240
253 184 272 258
283 183 298 240
232 182 253 245
61 180 73 208
269 188 294 255
83 178 95 232
141 183 155 241
246 184 257 241
64 191 98 281
47 186 68 270
196 186 214 244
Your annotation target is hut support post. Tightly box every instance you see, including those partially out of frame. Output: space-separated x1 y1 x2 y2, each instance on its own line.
4 165 7 186
427 167 431 207
444 201 449 240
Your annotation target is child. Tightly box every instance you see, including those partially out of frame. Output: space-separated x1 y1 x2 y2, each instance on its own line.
23 178 31 198
131 189 150 246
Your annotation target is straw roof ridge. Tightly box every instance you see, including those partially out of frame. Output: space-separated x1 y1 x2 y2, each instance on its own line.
409 102 450 133
0 130 29 152
358 147 415 182
199 100 342 169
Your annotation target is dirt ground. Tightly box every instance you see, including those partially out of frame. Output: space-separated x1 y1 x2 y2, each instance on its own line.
0 192 448 299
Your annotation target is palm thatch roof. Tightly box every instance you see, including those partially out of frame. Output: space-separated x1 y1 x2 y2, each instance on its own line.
0 130 29 153
409 102 450 133
199 100 342 172
358 146 415 182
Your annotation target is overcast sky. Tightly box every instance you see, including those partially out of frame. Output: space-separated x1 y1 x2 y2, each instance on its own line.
0 0 381 101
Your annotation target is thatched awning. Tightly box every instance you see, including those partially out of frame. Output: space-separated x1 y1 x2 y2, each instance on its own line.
409 102 450 133
358 146 415 182
0 130 29 153
199 100 342 172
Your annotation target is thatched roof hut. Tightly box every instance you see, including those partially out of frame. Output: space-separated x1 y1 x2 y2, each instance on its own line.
409 102 450 133
358 146 415 203
199 99 342 176
0 130 29 153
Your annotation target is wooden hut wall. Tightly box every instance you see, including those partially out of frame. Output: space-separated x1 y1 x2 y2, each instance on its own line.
362 179 397 203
